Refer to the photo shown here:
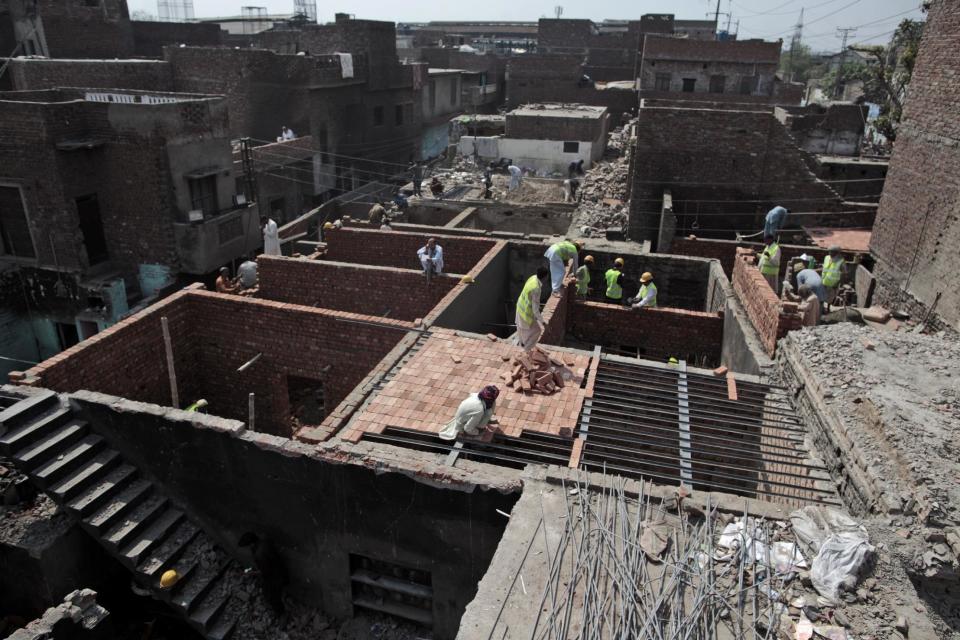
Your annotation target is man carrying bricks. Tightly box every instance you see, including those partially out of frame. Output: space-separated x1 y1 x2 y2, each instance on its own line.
439 385 499 440
757 234 782 294
544 239 583 296
605 258 625 304
417 237 444 281
515 267 549 351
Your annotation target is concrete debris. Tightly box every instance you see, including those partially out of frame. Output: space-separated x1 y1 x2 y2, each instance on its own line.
7 589 111 640
503 347 568 394
569 121 634 238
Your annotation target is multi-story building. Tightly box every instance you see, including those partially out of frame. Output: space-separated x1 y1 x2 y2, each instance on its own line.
0 88 259 376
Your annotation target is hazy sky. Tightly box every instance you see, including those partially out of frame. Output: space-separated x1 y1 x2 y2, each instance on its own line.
128 0 927 53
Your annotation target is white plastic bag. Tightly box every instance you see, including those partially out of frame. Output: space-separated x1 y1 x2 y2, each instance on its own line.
789 506 874 603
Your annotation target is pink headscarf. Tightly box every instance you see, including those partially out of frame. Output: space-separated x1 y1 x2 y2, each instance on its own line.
479 385 500 407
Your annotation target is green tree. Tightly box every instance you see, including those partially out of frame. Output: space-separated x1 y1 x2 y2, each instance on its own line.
780 42 826 83
846 18 925 141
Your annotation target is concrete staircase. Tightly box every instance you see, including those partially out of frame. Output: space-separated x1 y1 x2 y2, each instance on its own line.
0 390 243 640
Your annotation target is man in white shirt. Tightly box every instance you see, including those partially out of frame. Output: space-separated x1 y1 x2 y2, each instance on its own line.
262 216 280 256
417 238 443 281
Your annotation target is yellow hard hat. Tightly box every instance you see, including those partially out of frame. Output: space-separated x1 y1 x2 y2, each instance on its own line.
668 357 679 366
584 255 594 263
614 257 624 267
574 240 585 249
640 272 653 283
460 275 475 284
323 222 335 230
160 569 180 589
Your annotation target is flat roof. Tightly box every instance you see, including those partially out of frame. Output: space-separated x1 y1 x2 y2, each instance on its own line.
428 68 467 75
509 104 608 119
803 226 872 253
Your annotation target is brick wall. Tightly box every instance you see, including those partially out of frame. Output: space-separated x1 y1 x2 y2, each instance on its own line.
568 300 723 365
132 21 223 57
35 0 134 58
21 287 411 436
731 248 801 356
322 228 496 275
671 237 860 279
869 0 960 330
8 58 174 92
505 108 607 142
629 105 846 245
505 56 639 112
256 255 459 322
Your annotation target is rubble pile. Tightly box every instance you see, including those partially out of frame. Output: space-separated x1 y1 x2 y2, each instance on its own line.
501 346 574 394
569 122 634 238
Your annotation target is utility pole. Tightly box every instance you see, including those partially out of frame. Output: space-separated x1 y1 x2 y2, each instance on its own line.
714 0 722 38
787 9 804 82
554 5 563 19
834 27 857 99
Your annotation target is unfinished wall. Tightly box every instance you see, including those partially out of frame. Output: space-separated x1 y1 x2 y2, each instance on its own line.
322 228 496 275
569 301 723 366
574 251 714 311
629 105 848 245
70 392 518 640
730 249 802 356
32 0 134 58
868 0 960 331
131 20 223 57
505 56 638 113
433 242 510 335
7 58 174 92
671 237 860 279
257 255 459 322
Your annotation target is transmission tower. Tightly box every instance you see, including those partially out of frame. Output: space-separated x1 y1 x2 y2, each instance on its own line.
554 6 563 19
293 0 316 23
157 0 194 22
787 9 804 81
833 27 858 99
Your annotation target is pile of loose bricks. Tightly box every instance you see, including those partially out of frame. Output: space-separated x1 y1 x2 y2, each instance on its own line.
731 248 802 356
501 347 576 395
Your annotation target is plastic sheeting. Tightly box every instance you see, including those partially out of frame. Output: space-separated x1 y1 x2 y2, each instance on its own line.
790 506 874 603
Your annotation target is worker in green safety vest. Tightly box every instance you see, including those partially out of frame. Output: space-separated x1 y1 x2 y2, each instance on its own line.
605 257 625 303
576 255 594 296
544 239 583 295
629 272 658 310
515 266 549 351
818 245 845 309
757 233 781 294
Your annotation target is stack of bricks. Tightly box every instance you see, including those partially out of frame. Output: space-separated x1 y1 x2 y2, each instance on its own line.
731 248 802 356
322 227 496 275
256 255 459 322
502 347 574 395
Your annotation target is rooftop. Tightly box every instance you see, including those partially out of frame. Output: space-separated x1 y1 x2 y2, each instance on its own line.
509 103 608 119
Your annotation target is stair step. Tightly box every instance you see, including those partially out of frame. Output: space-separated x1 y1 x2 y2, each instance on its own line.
14 420 88 470
84 478 152 534
163 537 221 606
67 464 138 518
138 521 200 579
120 508 184 567
190 570 236 632
174 556 230 613
32 434 103 488
0 390 58 433
207 604 239 640
0 407 72 457
50 448 121 501
103 493 168 550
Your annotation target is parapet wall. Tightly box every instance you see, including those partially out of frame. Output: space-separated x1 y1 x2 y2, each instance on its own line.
322 227 497 275
731 249 802 356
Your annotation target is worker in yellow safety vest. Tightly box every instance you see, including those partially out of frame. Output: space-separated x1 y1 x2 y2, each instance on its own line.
605 257 625 303
544 239 583 295
818 245 845 308
576 255 594 296
629 272 658 309
757 234 781 294
515 266 549 351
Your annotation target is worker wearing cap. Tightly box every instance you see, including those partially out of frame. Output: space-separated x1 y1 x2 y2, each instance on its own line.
605 258 625 303
544 239 583 296
630 272 657 310
576 255 594 296
757 234 781 293
515 266 549 351
818 246 845 307
439 385 500 440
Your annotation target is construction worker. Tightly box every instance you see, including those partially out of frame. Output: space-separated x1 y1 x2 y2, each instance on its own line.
439 385 499 440
605 257 625 304
818 245 845 307
793 263 828 305
757 234 781 293
576 255 594 296
368 201 387 226
417 237 443 280
261 215 280 256
786 284 821 327
515 266 549 351
764 205 789 237
215 267 239 294
630 272 657 309
544 239 583 296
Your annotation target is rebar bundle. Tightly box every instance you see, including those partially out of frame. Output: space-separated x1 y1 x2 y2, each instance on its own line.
528 471 799 640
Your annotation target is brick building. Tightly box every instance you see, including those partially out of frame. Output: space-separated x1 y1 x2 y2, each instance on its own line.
0 0 134 59
628 100 871 248
774 104 869 156
418 47 505 113
505 55 638 113
869 0 960 330
0 88 258 377
638 36 782 99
